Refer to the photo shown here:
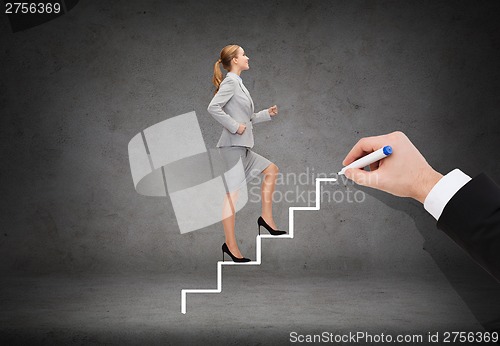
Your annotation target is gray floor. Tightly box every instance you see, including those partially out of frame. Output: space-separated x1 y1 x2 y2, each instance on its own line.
0 267 494 345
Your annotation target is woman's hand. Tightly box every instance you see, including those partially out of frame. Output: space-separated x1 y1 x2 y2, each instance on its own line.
236 123 246 135
268 105 278 116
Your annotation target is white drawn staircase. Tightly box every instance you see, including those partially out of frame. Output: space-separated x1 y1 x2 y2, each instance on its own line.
181 177 337 314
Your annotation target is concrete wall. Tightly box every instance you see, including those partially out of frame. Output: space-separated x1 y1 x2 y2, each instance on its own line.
1 0 499 280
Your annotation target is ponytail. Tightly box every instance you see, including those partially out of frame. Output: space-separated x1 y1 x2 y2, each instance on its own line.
212 59 223 94
211 44 240 94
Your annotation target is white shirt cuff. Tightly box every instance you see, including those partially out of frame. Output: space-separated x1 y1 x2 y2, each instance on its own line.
424 169 472 220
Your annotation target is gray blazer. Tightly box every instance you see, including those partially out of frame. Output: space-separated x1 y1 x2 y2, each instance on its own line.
208 72 271 148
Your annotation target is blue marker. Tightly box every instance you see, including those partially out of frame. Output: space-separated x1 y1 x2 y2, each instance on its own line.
338 145 393 175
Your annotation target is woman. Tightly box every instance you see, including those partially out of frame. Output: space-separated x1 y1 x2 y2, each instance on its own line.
208 44 285 262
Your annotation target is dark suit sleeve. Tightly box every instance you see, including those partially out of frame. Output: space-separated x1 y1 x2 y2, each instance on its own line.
437 173 500 282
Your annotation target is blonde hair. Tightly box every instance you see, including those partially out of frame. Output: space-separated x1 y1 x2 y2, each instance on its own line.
212 44 240 94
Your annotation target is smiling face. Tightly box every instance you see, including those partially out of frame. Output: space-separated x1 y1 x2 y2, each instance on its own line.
232 47 250 72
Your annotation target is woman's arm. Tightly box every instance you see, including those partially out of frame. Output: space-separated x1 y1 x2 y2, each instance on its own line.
251 105 277 124
250 109 272 124
207 79 240 134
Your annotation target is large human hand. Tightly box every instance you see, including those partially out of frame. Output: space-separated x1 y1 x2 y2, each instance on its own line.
342 131 443 203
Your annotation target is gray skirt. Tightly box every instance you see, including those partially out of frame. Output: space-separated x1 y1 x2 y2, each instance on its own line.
218 146 272 192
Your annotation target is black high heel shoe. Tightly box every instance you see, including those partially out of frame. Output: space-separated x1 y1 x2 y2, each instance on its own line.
258 216 286 236
222 243 251 262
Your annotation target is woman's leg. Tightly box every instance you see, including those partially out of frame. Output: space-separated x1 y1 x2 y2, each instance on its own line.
222 190 244 258
261 163 279 229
